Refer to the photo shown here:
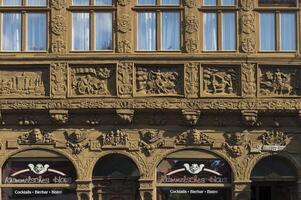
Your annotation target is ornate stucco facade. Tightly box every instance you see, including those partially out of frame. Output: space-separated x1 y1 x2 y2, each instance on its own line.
0 0 301 200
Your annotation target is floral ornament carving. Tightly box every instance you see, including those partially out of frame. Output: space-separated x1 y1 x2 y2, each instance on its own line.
185 38 198 53
176 129 213 146
18 128 55 145
117 14 131 33
71 67 112 96
49 110 68 124
184 0 197 7
241 63 256 97
139 130 164 156
50 63 67 97
241 37 255 53
260 130 288 146
185 63 199 98
117 40 132 53
136 67 179 95
51 15 66 35
185 16 198 33
118 0 130 6
241 12 255 34
117 62 133 96
51 0 66 10
65 130 90 154
223 131 250 157
51 39 66 54
101 129 128 146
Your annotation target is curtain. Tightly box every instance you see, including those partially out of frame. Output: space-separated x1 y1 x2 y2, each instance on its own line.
204 0 216 6
2 13 21 51
137 12 156 51
221 0 235 5
95 0 112 5
95 12 112 50
162 0 180 5
2 0 21 5
162 12 180 50
137 0 155 5
27 0 47 6
222 12 235 50
72 13 89 50
27 13 46 51
203 12 217 51
260 13 275 50
72 0 89 5
280 12 296 51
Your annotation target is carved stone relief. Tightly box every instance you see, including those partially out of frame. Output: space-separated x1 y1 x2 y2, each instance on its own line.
70 66 114 97
139 130 164 156
18 129 55 145
51 39 66 54
203 66 239 96
65 130 90 154
135 66 182 96
51 15 66 35
176 129 213 146
185 16 199 33
241 63 256 97
241 110 258 127
259 67 299 96
223 131 250 157
184 0 197 7
49 110 68 124
260 130 288 146
182 110 200 126
185 38 198 53
0 68 48 97
184 63 199 98
118 0 130 6
100 129 128 147
117 62 133 97
51 63 67 98
117 40 132 53
116 109 134 124
51 0 66 10
117 14 131 33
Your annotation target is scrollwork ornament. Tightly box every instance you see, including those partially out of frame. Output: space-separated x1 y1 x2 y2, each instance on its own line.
51 63 67 97
51 39 66 54
241 12 255 34
118 0 130 6
184 0 197 7
185 38 198 53
51 0 66 10
185 16 199 33
118 40 132 53
117 14 131 33
241 37 255 53
242 63 256 97
51 15 66 35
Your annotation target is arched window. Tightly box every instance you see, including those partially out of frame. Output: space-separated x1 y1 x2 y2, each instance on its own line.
2 149 77 200
156 150 232 200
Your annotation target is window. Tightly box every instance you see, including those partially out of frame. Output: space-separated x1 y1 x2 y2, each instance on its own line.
259 0 297 51
202 0 237 51
136 0 181 51
71 0 113 51
0 0 47 52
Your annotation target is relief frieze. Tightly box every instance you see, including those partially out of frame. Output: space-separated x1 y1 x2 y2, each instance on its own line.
0 68 48 98
135 65 182 96
70 66 115 97
202 66 239 96
259 66 300 96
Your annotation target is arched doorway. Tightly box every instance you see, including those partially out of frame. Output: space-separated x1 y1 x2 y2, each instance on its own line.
251 156 298 200
156 149 233 200
1 149 77 200
92 154 140 200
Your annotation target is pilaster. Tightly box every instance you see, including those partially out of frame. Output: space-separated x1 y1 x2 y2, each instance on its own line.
76 179 93 200
139 179 154 200
233 181 251 200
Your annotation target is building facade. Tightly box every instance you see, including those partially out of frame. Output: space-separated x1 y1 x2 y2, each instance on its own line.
0 0 300 200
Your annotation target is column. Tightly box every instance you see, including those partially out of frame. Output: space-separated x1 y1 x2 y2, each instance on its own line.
139 179 154 200
233 181 251 200
76 179 93 200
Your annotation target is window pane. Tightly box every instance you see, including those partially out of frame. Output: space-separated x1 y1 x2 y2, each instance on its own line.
222 0 235 5
95 0 112 5
72 13 89 50
204 13 217 51
204 0 216 5
73 0 89 5
27 13 46 51
259 0 295 5
27 0 47 6
137 0 156 5
162 12 180 50
137 12 156 51
2 13 21 51
162 0 180 5
280 13 296 51
2 0 21 6
260 13 275 51
222 12 236 50
95 12 112 50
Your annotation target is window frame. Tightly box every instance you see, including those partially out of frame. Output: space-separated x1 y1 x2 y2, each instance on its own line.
0 0 49 52
200 0 239 52
134 0 183 52
69 0 116 52
256 0 299 52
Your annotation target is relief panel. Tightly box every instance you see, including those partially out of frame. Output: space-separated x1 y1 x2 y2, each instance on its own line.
202 65 240 96
0 67 49 98
135 65 183 96
259 66 300 96
69 65 116 97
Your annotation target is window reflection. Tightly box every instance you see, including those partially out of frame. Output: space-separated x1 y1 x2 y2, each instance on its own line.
260 13 276 51
27 13 46 51
2 13 21 51
72 13 90 51
161 12 180 50
222 12 236 50
204 13 217 51
95 12 113 50
137 12 156 51
280 12 296 51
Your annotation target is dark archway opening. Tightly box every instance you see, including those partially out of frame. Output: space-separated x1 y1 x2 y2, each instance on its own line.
251 156 298 200
92 154 140 200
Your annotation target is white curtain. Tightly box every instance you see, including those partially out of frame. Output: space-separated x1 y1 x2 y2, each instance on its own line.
162 12 180 50
222 12 235 50
95 0 112 5
280 12 296 51
2 0 21 5
27 0 47 6
260 13 275 50
72 0 89 5
95 12 112 50
2 13 21 51
27 13 46 51
162 0 180 5
137 12 156 51
221 0 235 5
204 0 216 6
72 13 89 50
138 0 155 5
204 12 217 51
